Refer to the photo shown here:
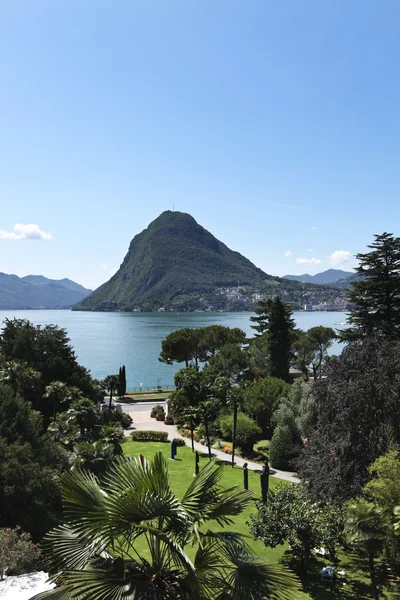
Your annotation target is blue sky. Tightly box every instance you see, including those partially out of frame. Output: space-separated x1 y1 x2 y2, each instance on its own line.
1 1 400 289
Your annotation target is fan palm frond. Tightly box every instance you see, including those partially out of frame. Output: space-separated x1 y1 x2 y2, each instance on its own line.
28 587 74 600
205 486 254 525
42 524 111 575
219 546 301 600
60 469 111 539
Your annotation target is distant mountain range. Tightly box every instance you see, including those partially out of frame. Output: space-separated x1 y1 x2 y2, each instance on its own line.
283 269 355 285
75 211 346 312
0 273 92 309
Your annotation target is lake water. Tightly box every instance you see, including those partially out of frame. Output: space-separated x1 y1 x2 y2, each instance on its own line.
0 310 348 389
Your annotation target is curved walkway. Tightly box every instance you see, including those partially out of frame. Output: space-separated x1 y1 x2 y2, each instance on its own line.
124 402 300 484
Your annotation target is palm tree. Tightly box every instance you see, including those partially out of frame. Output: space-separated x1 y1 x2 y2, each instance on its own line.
30 453 299 600
69 397 99 436
43 381 73 425
103 373 120 412
346 499 387 600
0 359 40 396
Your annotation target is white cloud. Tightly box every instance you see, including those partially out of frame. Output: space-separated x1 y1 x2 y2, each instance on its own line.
284 250 291 256
100 263 109 270
329 250 352 267
295 257 322 265
0 223 52 240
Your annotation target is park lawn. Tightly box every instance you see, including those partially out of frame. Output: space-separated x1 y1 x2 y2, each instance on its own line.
123 439 307 597
123 439 286 566
123 440 398 600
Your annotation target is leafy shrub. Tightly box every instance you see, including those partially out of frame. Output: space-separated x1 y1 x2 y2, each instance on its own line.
269 426 294 470
103 409 132 429
131 430 168 442
173 437 186 447
249 484 343 570
156 413 166 421
0 527 40 580
151 405 165 418
219 412 261 453
115 412 132 429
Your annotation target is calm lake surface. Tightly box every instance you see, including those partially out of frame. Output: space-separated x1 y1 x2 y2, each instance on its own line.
0 310 349 389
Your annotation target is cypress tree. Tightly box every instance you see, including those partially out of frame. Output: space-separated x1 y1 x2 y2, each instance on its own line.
345 232 400 339
122 365 127 397
117 367 123 398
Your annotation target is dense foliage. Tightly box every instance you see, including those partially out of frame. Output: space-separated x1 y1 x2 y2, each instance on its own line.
0 318 132 542
269 382 315 470
345 499 387 600
363 450 400 574
0 318 95 420
242 377 290 437
0 383 69 539
299 336 400 503
219 411 261 453
249 484 343 571
0 526 40 580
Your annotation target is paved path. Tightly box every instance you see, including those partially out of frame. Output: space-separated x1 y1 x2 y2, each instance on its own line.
123 403 300 484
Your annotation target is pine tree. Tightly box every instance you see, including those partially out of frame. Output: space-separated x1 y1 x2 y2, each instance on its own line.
250 297 295 382
346 232 400 339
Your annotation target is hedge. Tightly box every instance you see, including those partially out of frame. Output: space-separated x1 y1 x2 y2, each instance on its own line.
131 430 168 442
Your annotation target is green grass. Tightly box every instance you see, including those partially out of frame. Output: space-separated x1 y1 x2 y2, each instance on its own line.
123 439 286 565
123 440 399 599
124 392 170 401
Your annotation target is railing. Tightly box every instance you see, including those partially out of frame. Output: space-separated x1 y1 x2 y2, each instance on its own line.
126 385 176 393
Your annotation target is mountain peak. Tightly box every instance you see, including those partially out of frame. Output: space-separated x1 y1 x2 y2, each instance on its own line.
77 211 276 312
283 269 354 285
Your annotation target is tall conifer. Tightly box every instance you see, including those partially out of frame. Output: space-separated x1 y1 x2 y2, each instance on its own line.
250 297 295 382
346 232 400 339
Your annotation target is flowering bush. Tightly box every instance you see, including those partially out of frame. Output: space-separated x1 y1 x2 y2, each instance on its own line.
0 527 40 580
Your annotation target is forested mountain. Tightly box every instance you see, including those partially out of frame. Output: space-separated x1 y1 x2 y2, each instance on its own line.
76 211 342 312
0 273 92 309
22 275 90 295
283 269 354 285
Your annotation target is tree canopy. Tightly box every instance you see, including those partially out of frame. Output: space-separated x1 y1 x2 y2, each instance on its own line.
346 232 400 339
299 336 400 503
0 383 68 540
0 318 95 419
159 325 246 368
